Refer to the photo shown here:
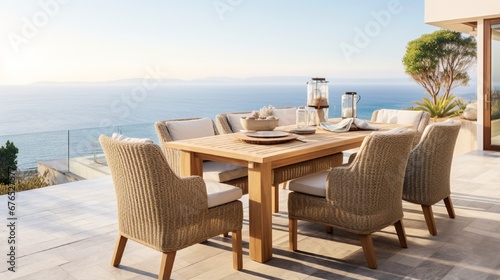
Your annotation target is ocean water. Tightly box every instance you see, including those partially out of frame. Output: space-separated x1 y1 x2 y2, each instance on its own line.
0 83 474 169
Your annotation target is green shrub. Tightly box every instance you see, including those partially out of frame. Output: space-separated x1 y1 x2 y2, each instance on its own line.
0 141 18 184
413 94 461 118
452 97 470 117
0 171 49 195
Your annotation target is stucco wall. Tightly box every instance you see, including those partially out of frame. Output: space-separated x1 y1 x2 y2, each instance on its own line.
454 119 478 156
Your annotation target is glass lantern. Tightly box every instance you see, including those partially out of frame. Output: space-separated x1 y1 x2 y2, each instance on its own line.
341 92 360 119
307 77 329 125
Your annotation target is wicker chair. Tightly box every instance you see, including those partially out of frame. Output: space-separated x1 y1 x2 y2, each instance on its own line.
155 117 248 195
100 135 243 280
403 120 461 236
216 109 343 213
287 130 416 269
371 109 431 147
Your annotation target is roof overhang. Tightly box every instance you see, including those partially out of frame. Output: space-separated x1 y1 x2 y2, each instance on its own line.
425 0 500 34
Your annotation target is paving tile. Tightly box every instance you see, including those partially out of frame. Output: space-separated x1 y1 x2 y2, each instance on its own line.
0 151 499 279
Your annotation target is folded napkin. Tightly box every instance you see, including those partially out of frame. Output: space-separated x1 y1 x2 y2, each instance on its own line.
353 118 379 130
319 118 379 133
319 118 353 132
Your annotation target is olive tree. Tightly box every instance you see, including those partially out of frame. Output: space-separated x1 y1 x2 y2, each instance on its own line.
402 30 476 104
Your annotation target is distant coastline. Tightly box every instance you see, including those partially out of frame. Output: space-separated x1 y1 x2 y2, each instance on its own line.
25 76 448 86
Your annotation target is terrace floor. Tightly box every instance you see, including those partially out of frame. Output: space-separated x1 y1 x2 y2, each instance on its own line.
1 150 499 279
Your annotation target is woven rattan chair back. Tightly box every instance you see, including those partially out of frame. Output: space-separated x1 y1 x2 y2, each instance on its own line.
100 135 243 279
403 121 461 236
288 130 416 269
154 118 248 194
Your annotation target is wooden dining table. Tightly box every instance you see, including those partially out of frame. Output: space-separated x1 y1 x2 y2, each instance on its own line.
164 121 406 263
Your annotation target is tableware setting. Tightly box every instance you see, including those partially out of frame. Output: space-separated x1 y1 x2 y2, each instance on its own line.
288 127 316 135
238 131 298 144
240 117 279 131
245 131 290 138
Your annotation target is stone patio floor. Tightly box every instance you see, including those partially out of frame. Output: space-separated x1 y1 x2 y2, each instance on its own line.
0 150 499 279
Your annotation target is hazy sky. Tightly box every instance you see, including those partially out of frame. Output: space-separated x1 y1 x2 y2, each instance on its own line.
0 0 440 85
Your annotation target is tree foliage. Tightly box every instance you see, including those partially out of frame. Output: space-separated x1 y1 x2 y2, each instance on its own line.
0 140 19 184
403 30 476 104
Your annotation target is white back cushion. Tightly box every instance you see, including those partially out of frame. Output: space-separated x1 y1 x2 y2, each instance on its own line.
166 118 215 141
375 109 423 129
111 133 153 143
273 107 297 126
397 110 424 129
375 109 398 123
227 113 251 132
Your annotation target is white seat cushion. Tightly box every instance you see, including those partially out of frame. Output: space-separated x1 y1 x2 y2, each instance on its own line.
289 171 329 197
202 161 248 182
227 113 251 132
205 181 243 208
273 107 297 126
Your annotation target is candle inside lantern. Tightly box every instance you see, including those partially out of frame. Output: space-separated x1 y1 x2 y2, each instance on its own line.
342 108 353 118
341 92 359 119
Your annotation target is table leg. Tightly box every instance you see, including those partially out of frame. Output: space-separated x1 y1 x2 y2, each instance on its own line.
179 151 203 177
248 162 273 262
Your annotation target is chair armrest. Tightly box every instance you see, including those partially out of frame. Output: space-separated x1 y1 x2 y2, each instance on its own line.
177 175 209 210
325 166 359 210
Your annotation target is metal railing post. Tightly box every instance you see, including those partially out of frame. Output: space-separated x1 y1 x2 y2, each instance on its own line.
67 130 70 173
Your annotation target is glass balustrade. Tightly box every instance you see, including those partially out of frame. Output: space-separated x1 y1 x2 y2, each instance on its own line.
0 122 157 178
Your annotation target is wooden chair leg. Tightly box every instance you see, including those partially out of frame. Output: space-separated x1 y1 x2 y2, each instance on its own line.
289 218 297 251
159 252 176 280
359 234 377 269
272 185 279 213
111 234 128 267
422 205 437 236
444 196 455 219
232 229 243 270
393 220 408 248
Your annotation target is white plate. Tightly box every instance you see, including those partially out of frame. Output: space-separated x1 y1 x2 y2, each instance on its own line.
292 127 316 132
245 131 289 138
